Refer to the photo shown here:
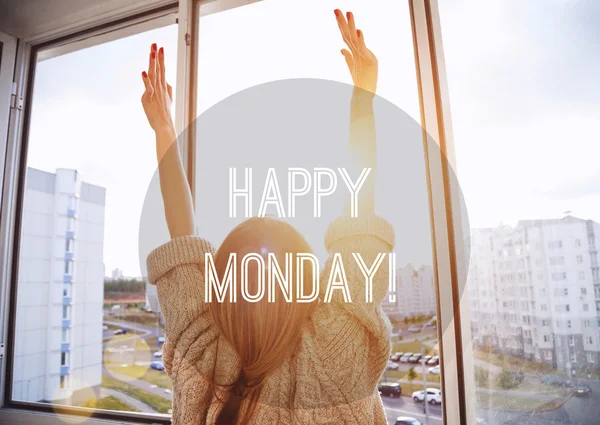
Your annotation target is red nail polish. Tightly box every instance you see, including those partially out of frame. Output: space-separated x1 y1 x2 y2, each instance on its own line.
152 51 156 59
142 71 147 78
357 29 362 37
159 47 164 55
347 11 352 20
334 9 340 17
151 43 157 51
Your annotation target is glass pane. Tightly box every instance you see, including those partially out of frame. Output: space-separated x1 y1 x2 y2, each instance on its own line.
196 2 439 424
439 1 600 424
12 24 177 416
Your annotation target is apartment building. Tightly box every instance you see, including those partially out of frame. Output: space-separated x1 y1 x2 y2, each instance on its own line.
469 215 600 372
12 168 106 402
383 264 436 319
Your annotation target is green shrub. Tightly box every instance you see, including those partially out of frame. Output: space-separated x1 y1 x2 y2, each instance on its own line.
496 368 518 390
474 366 489 387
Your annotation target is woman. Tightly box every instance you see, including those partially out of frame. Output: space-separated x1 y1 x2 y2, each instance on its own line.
141 10 395 425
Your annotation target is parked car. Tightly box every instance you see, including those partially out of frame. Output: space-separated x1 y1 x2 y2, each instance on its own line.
387 361 400 371
408 326 420 333
157 336 166 345
420 355 432 364
378 382 402 398
400 353 413 363
395 417 422 425
102 325 108 331
426 356 440 366
408 354 422 364
412 388 442 405
113 328 128 335
154 350 163 358
510 371 524 383
111 305 121 310
390 352 404 362
428 365 440 375
542 375 569 387
574 384 592 396
150 361 165 371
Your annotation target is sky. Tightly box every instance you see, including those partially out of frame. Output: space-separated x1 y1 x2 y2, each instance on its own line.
25 0 599 277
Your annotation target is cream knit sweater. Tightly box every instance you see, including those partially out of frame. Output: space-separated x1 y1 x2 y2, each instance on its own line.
147 214 395 424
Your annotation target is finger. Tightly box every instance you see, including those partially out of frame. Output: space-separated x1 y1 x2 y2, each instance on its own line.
334 9 356 52
346 11 359 50
148 43 157 84
141 71 153 94
357 29 368 54
167 83 173 101
158 47 166 88
341 49 354 78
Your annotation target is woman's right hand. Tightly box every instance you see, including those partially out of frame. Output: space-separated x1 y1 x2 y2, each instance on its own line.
335 9 378 94
141 43 175 136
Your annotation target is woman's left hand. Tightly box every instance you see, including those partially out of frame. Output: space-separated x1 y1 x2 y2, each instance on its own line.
335 9 378 94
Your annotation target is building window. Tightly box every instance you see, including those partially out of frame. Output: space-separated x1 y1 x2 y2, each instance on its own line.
543 335 549 343
583 304 589 312
579 271 586 280
60 375 67 390
62 305 69 320
581 287 587 295
567 320 571 328
552 272 567 281
61 352 68 366
550 256 565 265
575 239 582 247
577 255 583 264
571 353 577 363
61 328 69 343
586 336 593 345
548 241 563 249
588 352 595 363
584 320 590 328
541 304 547 311
544 350 553 361
568 336 575 346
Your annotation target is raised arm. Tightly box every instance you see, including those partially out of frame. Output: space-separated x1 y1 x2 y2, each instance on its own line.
141 43 195 239
336 9 378 217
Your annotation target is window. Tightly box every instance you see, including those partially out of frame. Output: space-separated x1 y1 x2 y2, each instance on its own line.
540 304 547 311
581 288 587 295
567 320 571 328
577 255 584 264
542 320 549 327
543 335 549 343
553 288 568 296
192 2 441 421
569 336 575 347
586 336 593 345
580 271 586 280
8 20 177 415
552 272 567 281
439 0 600 421
548 241 563 249
571 353 577 363
584 320 590 328
588 352 595 363
583 304 589 312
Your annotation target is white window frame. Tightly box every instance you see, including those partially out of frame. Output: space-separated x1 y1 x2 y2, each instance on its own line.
0 0 475 424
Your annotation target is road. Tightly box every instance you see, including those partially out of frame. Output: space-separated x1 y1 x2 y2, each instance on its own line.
477 377 600 425
382 396 443 424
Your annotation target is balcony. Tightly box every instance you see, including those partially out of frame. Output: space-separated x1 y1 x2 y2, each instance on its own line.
66 231 74 239
63 275 72 284
65 252 73 261
67 208 76 217
62 296 71 305
62 319 71 328
60 365 69 376
60 343 70 352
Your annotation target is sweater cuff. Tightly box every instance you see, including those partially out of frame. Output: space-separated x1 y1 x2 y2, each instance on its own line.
324 215 395 252
147 236 216 285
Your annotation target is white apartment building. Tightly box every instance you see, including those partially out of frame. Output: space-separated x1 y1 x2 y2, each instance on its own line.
383 264 436 319
12 168 106 402
469 215 600 372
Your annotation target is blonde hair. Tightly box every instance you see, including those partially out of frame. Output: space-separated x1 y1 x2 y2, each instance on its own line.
208 217 317 424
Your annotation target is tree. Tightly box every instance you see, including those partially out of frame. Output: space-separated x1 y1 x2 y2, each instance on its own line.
407 366 417 383
474 366 489 387
497 368 518 390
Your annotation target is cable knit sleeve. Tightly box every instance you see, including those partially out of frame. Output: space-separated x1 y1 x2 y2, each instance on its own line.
146 236 218 375
322 214 395 306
